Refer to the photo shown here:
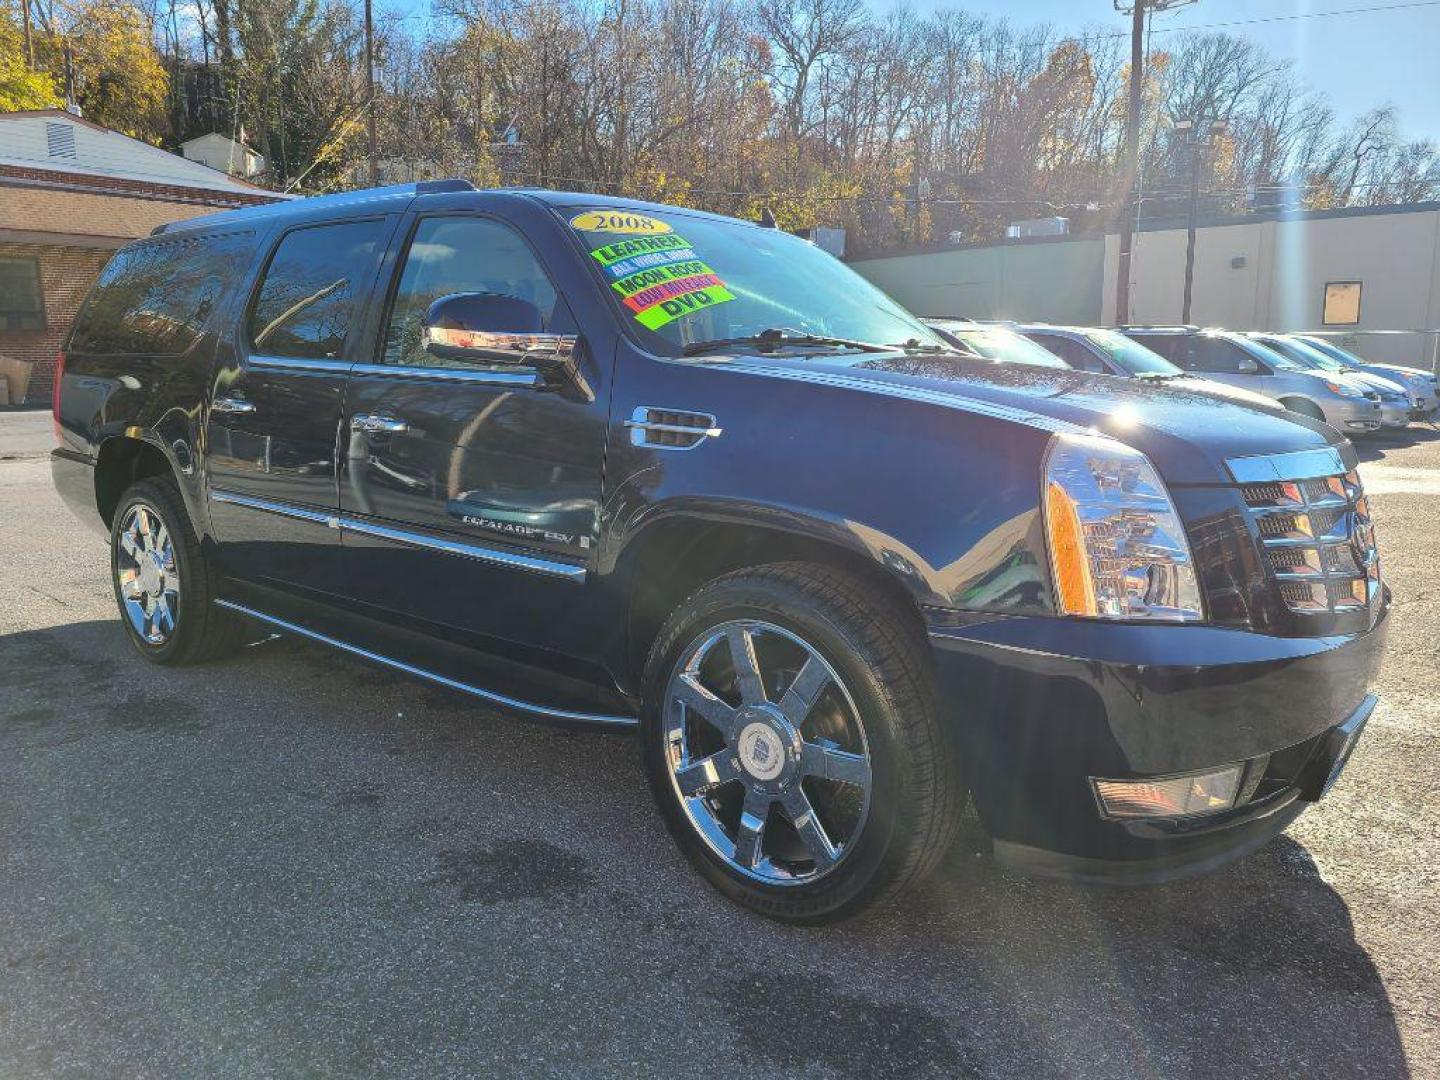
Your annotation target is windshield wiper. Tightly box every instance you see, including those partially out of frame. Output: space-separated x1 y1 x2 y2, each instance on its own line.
682 327 894 357
1136 371 1182 381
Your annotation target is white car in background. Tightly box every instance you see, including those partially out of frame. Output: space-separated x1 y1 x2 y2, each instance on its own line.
1293 335 1439 419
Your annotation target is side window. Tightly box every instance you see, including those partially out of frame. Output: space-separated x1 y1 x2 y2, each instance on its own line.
248 219 387 359
1139 336 1187 368
1191 338 1245 374
1036 335 1103 372
382 216 562 368
71 233 252 355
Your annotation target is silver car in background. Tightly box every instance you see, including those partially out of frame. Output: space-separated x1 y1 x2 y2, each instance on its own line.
1294 335 1439 419
921 319 1074 369
1121 326 1383 435
1017 324 1287 414
1248 333 1411 429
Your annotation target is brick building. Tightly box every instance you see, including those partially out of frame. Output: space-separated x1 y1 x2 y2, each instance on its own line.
0 109 285 406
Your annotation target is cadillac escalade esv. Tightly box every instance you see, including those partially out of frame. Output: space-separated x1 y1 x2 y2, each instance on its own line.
52 181 1387 922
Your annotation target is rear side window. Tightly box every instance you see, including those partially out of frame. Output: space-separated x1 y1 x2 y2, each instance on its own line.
1032 334 1104 372
70 232 253 355
248 219 387 359
1191 338 1249 374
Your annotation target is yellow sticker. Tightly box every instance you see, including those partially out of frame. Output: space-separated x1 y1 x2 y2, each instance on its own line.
570 210 673 235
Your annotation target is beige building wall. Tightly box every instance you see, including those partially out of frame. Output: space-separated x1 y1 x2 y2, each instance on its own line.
1104 206 1440 367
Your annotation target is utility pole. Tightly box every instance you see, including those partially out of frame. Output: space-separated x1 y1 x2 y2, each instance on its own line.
1112 0 1196 326
21 0 33 65
364 0 378 186
1175 117 1227 325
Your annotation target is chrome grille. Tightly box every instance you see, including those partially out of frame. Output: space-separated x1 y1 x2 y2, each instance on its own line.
1229 448 1381 616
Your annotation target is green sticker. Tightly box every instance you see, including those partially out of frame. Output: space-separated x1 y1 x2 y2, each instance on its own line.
634 285 736 330
611 259 714 298
589 233 690 267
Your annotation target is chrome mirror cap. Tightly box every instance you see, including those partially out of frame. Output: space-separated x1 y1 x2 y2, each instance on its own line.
423 325 578 367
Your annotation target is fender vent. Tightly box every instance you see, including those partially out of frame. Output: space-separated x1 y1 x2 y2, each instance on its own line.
626 407 722 450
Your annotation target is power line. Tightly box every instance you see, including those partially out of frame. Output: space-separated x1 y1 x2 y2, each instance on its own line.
1139 0 1440 36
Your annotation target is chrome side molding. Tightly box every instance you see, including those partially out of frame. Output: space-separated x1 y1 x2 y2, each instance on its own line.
215 599 637 728
208 489 586 581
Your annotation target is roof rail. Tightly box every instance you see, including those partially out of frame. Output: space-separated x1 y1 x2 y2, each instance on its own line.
150 178 479 236
415 178 477 194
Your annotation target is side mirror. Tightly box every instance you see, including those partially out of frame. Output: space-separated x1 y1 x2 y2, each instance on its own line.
423 292 579 388
1236 356 1259 374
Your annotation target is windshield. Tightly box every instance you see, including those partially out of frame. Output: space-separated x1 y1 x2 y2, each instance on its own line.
948 326 1069 368
1081 328 1180 376
1297 336 1367 368
565 207 944 355
1260 336 1346 373
1231 334 1301 371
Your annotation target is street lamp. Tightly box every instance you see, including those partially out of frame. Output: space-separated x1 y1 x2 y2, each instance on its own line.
1173 116 1228 324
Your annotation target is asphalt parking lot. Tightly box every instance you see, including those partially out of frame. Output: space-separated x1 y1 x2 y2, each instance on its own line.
2 416 1437 1078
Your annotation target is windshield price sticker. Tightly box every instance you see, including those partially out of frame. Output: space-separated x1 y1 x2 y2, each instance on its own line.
588 233 690 266
570 210 673 235
587 232 737 329
602 246 702 280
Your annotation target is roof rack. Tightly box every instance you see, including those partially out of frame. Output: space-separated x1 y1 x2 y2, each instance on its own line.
1116 324 1200 332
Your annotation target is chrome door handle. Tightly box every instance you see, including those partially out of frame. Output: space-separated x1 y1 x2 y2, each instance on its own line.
212 396 256 414
351 413 410 435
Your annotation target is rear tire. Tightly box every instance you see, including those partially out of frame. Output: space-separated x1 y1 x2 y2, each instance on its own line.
640 563 963 923
110 478 244 665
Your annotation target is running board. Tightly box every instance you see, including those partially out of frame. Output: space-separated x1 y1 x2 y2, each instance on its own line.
214 599 638 729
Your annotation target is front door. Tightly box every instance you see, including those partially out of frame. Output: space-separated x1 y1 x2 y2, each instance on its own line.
206 215 394 595
337 212 610 657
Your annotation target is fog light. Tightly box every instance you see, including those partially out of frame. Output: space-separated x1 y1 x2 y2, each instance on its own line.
1092 766 1243 820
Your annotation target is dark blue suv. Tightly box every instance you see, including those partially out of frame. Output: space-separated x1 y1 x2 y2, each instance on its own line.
52 182 1386 921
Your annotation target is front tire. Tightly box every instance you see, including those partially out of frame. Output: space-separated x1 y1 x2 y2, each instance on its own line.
110 478 243 665
640 563 962 923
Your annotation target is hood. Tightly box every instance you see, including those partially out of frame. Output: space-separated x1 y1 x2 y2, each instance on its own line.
1347 370 1408 397
1370 362 1437 382
1167 375 1285 413
706 350 1343 486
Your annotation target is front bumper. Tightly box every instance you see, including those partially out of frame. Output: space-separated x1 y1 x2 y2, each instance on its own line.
1378 400 1410 428
1320 397 1382 433
928 598 1388 882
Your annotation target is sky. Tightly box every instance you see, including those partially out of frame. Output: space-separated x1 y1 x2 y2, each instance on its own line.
385 0 1440 144
1000 0 1440 143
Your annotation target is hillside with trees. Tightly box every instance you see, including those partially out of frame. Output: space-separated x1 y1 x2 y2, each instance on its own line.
4 0 1438 254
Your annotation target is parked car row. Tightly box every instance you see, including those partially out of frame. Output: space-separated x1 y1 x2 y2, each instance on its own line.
52 184 1391 922
925 317 1439 436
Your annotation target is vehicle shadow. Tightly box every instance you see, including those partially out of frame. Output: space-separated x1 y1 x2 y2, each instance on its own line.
0 619 1413 1079
877 822 1412 1077
1352 422 1440 463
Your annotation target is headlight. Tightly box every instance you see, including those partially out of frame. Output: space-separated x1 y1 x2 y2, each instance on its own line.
1042 433 1204 621
1324 380 1362 398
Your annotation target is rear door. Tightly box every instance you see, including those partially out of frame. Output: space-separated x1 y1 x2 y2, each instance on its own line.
205 215 395 594
336 210 610 652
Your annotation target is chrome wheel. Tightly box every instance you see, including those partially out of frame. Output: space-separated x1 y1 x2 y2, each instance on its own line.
116 503 179 645
662 619 873 885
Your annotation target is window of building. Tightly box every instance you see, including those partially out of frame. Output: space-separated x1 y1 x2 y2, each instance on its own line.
0 258 45 332
69 232 253 355
1322 281 1362 326
248 219 388 359
381 216 563 368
